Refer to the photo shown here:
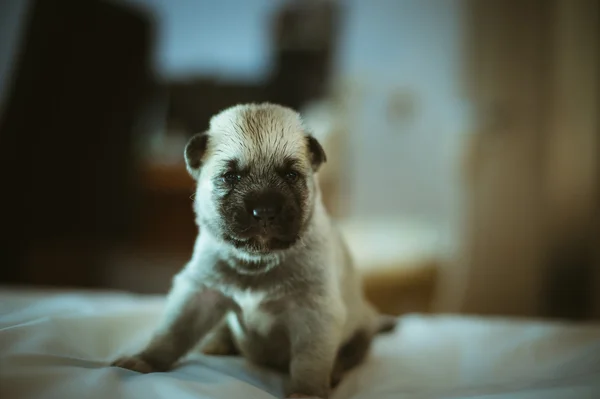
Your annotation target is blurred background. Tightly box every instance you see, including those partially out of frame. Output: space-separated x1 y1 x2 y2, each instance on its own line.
0 0 598 320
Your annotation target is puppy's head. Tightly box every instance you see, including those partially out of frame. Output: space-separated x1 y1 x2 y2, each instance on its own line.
185 103 326 257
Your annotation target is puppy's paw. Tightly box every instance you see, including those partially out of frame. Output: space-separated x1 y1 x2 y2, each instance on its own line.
111 356 157 374
287 394 322 398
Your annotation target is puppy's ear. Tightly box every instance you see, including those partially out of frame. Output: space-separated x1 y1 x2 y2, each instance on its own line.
306 135 327 171
184 132 209 180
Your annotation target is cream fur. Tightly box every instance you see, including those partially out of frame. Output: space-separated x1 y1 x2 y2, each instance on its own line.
112 103 386 399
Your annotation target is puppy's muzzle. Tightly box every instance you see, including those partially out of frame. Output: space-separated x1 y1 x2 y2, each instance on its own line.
245 191 284 226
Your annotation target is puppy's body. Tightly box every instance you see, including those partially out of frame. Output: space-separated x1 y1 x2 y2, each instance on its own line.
112 104 391 398
193 208 378 372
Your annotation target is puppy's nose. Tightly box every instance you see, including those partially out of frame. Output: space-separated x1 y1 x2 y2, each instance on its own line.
252 206 280 220
246 192 283 221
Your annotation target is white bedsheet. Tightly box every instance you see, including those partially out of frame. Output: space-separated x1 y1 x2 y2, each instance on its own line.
1 289 600 399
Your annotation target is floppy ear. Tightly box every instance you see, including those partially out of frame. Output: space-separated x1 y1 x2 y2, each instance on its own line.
306 135 327 172
184 132 209 180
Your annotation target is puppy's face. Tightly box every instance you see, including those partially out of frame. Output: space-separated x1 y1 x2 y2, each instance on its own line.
185 104 326 257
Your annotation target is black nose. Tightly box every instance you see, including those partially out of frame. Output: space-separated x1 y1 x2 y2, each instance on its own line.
252 206 279 220
246 192 284 221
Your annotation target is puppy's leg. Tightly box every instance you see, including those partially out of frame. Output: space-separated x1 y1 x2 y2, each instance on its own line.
112 274 230 373
199 317 239 356
287 308 343 399
330 329 372 388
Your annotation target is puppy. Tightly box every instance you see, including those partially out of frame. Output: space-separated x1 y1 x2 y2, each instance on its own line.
112 103 394 398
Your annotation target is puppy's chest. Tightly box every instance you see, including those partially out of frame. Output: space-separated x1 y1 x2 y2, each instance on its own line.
228 289 284 336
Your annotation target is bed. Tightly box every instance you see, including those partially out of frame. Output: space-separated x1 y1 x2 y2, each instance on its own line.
1 288 600 399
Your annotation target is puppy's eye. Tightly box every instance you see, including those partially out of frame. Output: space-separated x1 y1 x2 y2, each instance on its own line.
222 172 241 184
285 171 299 182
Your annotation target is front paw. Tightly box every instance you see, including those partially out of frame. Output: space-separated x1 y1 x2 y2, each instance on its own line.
111 355 158 373
287 394 323 398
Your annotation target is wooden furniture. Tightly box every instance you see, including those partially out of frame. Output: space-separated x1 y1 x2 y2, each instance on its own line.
339 218 447 316
437 0 599 319
0 0 153 287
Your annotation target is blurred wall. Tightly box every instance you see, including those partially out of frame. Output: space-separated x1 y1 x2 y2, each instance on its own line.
121 0 278 82
334 0 470 231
